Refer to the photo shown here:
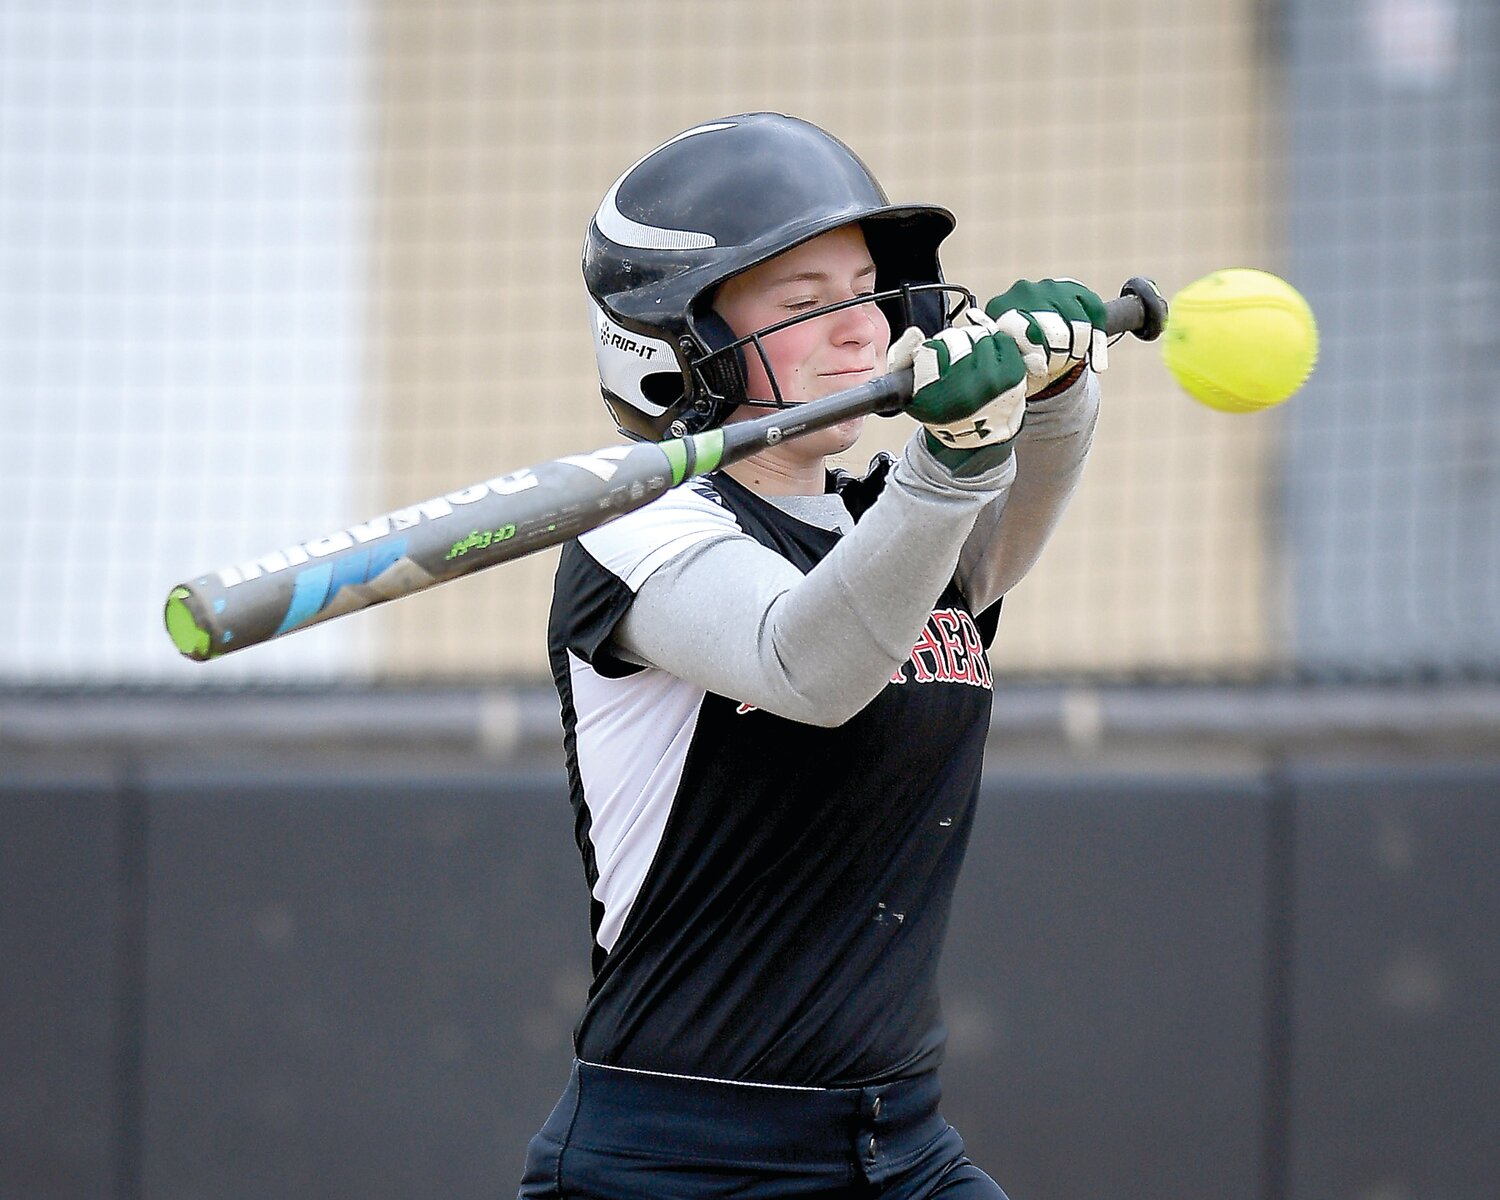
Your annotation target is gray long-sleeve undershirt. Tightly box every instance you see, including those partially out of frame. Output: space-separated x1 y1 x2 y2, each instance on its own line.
612 371 1099 726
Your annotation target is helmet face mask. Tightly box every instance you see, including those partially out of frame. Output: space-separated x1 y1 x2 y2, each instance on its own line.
584 113 959 441
689 281 976 425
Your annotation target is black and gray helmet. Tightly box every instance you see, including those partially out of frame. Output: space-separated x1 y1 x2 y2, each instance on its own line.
584 112 966 441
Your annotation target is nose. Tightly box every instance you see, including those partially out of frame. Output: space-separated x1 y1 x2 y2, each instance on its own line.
829 296 880 346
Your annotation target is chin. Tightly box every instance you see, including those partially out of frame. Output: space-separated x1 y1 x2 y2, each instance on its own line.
821 416 867 456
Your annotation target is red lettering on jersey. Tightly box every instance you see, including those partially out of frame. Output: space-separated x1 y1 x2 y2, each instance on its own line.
897 607 992 692
959 611 993 689
907 624 943 683
735 701 758 714
932 610 976 685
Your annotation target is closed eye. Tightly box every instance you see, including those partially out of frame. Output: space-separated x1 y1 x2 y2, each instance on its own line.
787 289 877 313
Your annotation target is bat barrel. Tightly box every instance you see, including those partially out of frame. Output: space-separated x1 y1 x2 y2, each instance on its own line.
165 439 693 660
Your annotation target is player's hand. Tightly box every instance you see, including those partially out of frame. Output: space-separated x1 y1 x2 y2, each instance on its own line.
985 278 1109 394
888 308 1029 456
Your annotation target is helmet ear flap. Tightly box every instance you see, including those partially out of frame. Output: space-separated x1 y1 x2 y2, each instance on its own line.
875 287 948 340
862 217 950 338
908 288 949 337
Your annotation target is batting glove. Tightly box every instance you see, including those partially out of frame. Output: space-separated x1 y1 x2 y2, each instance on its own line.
985 278 1109 394
888 308 1030 460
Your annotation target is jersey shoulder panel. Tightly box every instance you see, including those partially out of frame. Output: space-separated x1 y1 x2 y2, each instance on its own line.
577 475 744 592
551 542 639 677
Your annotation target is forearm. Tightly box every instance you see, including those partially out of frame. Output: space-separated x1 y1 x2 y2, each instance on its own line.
958 367 1099 610
615 439 1014 726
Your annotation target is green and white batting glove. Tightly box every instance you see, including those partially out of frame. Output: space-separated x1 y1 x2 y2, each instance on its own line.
888 307 1030 472
985 278 1109 394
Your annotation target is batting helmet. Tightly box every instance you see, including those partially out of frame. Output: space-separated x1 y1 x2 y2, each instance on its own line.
583 112 963 440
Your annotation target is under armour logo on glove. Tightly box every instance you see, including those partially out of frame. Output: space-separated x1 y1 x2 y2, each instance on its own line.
888 308 1029 452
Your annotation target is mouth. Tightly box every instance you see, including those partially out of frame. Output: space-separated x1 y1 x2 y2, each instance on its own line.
818 366 878 379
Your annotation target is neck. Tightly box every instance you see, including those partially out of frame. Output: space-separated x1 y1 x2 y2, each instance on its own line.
723 448 827 496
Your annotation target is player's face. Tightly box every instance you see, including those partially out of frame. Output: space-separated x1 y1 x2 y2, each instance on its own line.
713 225 890 457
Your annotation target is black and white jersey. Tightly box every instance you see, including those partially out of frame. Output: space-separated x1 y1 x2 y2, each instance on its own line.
548 462 1000 1088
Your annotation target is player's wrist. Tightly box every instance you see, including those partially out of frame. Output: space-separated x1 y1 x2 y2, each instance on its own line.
1029 360 1087 401
921 429 1014 477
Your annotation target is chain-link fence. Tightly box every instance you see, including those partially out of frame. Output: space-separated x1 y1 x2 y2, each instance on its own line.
3 0 1496 686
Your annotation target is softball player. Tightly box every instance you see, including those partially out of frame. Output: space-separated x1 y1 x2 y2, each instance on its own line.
521 112 1106 1199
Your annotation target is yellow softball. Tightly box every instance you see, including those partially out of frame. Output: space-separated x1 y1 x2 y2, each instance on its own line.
1161 269 1318 413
